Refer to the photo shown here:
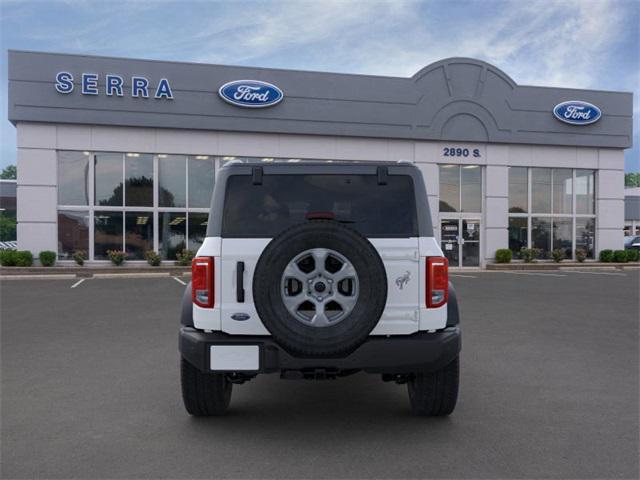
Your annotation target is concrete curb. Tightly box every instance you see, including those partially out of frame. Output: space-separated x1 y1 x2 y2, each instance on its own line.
0 266 190 278
486 262 638 271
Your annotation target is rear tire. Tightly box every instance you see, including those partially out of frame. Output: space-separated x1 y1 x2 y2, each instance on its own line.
407 356 459 416
181 358 232 416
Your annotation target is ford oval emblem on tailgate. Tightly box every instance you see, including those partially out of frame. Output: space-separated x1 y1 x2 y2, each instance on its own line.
231 313 251 321
218 80 284 108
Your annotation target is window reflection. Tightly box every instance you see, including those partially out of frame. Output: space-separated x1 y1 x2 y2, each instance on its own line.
159 212 186 260
508 167 527 213
58 210 89 259
576 218 595 258
531 168 552 213
95 153 123 206
159 155 186 207
439 165 459 212
94 211 123 259
58 152 90 205
552 169 572 214
125 212 153 260
531 217 551 259
125 154 153 207
461 165 481 212
552 217 572 257
188 156 215 208
508 217 527 258
576 170 595 214
188 212 208 252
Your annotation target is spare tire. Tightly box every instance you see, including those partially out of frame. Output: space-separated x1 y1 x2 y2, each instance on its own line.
253 220 387 357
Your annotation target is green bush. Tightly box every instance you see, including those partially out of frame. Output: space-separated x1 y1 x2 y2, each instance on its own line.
107 250 127 266
495 249 512 263
599 249 614 262
175 249 195 266
144 250 161 266
39 250 57 267
575 249 587 263
73 250 87 266
613 250 628 263
551 249 565 263
15 250 34 267
0 249 18 266
520 248 533 263
626 249 639 262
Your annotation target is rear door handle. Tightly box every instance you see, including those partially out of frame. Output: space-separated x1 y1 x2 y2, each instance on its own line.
236 261 245 303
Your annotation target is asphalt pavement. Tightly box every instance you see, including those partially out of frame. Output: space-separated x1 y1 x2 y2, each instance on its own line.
1 270 638 479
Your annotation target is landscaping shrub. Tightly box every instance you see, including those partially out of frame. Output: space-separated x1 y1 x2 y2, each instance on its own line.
575 249 587 263
520 247 534 263
145 250 161 266
0 249 18 266
599 249 614 262
15 250 34 267
626 249 639 262
613 250 628 263
39 250 56 267
107 250 127 266
551 249 565 263
495 249 512 263
73 250 87 266
175 249 195 266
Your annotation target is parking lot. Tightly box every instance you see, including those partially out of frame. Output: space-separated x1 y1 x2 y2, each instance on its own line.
1 270 638 479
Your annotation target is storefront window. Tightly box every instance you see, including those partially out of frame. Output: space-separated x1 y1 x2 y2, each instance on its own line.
188 212 209 251
552 169 572 214
58 151 90 205
159 155 186 207
124 153 153 207
576 218 595 258
95 153 123 206
461 165 481 212
508 167 527 213
508 217 527 258
94 211 123 259
439 165 459 212
531 217 551 259
125 212 153 260
159 212 186 260
188 156 215 208
531 168 551 213
576 170 595 214
58 210 89 259
552 217 572 258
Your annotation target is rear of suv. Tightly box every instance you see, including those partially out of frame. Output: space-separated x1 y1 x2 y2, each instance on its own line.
179 161 461 416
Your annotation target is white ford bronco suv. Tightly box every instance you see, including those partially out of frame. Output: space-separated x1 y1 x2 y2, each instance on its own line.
180 161 461 416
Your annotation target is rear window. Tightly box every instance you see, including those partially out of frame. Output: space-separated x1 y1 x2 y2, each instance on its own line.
222 174 417 237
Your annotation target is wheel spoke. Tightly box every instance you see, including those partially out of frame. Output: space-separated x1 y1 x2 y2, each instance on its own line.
333 291 358 311
311 248 329 273
282 294 306 311
310 303 331 327
283 263 307 282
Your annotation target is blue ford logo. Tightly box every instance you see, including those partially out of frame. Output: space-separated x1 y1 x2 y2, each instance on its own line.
218 80 283 108
553 100 601 125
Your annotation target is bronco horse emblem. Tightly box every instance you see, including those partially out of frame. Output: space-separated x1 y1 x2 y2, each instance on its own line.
395 270 411 290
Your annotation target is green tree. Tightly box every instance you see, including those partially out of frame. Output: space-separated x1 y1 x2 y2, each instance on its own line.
1 165 16 179
625 172 640 188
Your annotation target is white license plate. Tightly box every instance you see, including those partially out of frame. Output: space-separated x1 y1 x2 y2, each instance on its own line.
210 345 259 371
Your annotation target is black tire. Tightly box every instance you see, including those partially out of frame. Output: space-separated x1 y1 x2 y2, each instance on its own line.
253 220 387 358
181 358 232 416
407 356 459 416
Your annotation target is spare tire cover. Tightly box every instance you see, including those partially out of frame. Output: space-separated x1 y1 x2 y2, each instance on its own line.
253 220 387 357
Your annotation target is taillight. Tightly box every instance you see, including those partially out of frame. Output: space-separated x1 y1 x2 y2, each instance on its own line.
192 257 214 308
426 257 448 308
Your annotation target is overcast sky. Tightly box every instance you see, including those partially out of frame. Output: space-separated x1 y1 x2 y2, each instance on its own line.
1 0 638 171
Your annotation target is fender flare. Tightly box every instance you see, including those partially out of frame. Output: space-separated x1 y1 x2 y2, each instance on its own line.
447 281 460 326
180 281 193 327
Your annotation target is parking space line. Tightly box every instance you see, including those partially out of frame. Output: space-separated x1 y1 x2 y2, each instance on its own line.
450 274 477 278
70 278 85 288
172 276 187 286
499 271 566 277
568 270 626 276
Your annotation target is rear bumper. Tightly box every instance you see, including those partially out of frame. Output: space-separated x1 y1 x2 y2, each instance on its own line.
180 326 461 374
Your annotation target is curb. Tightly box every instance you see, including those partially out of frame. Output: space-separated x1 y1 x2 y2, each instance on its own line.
486 262 638 271
0 266 190 278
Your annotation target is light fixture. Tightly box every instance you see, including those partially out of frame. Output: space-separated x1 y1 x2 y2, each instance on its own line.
82 151 91 156
136 216 149 225
126 153 140 157
195 155 209 160
169 216 186 225
158 154 167 159
262 157 274 162
463 165 479 169
441 164 456 168
222 156 236 161
287 159 300 163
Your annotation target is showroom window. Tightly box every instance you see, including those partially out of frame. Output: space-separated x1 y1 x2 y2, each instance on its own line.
57 151 215 261
508 168 596 259
438 165 482 213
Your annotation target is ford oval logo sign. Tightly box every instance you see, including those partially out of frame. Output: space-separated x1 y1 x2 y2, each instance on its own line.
218 80 283 108
553 100 601 125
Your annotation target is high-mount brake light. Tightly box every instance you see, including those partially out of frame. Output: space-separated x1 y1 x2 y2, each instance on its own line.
426 257 448 308
192 257 214 308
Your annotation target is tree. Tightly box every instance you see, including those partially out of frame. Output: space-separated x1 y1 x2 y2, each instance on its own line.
1 165 16 179
625 172 640 188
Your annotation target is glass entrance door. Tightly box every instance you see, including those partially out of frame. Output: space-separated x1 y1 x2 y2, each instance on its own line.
440 218 481 267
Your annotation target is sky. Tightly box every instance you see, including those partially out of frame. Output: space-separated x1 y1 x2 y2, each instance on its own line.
0 0 638 171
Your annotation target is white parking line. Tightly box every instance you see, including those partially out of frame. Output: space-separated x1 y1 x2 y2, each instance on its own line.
450 274 477 278
568 270 626 276
173 276 187 286
70 278 86 288
499 271 566 277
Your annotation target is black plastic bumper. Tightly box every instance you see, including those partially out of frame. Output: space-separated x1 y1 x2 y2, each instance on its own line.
180 326 461 375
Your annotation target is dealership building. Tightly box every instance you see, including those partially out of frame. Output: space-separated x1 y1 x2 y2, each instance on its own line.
7 50 633 267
